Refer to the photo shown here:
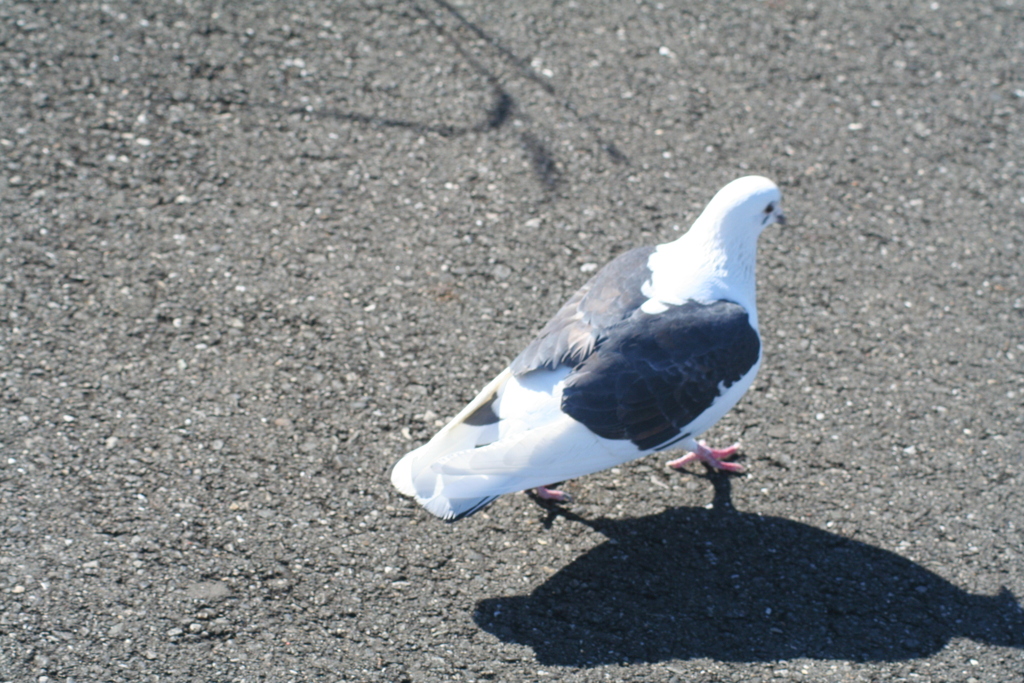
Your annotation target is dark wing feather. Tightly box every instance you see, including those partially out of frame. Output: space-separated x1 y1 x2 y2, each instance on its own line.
561 300 760 451
510 245 656 375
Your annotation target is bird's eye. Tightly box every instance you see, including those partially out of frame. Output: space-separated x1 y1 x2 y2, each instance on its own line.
764 204 774 214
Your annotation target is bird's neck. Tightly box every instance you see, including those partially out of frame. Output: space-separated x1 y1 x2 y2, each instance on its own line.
645 223 759 324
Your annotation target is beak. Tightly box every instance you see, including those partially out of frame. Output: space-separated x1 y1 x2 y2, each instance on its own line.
776 212 787 226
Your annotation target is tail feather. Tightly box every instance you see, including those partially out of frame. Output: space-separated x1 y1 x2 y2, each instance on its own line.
423 494 499 522
390 368 512 498
391 366 637 521
396 416 634 520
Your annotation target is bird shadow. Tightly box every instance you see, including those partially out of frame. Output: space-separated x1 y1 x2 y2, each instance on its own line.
474 474 1024 666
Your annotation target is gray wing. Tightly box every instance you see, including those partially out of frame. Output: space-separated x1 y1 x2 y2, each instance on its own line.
510 245 656 375
560 300 760 451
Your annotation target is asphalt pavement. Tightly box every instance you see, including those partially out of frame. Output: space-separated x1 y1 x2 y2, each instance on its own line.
2 0 1023 681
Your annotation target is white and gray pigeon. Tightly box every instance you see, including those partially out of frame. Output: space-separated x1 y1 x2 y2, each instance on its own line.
391 175 785 520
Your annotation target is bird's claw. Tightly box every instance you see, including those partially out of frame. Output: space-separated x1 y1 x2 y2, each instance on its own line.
534 485 573 503
666 441 745 473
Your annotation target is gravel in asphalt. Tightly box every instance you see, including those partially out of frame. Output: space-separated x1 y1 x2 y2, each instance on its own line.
1 1 1023 681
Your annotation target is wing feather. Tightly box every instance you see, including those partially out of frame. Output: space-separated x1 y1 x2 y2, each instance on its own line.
510 246 655 374
562 300 760 451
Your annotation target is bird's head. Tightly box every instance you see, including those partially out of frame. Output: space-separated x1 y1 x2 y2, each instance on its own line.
700 175 786 241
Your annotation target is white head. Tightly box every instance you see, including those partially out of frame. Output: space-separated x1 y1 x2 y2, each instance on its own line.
645 176 784 320
697 175 786 242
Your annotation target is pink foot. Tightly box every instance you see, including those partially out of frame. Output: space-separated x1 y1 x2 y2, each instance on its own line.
666 441 745 473
534 485 573 503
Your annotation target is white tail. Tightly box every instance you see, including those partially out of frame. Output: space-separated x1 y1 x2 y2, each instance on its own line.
392 366 637 520
391 368 512 499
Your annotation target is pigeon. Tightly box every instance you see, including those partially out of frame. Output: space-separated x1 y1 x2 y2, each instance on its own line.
391 175 785 520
